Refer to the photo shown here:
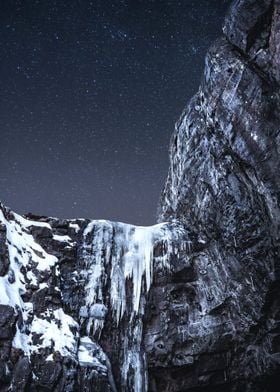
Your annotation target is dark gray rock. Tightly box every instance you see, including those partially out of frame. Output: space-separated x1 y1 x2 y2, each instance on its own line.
0 225 9 276
0 305 16 340
11 357 31 392
156 1 280 390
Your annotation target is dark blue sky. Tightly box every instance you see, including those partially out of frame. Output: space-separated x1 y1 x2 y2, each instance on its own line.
0 0 230 225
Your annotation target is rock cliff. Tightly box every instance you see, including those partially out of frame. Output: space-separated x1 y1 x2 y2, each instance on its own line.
1 0 280 391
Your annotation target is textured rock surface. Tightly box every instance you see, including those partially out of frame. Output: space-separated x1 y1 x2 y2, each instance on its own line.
157 0 280 390
0 0 280 391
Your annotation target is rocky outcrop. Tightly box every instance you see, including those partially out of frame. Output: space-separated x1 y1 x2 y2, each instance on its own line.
0 0 280 391
0 203 192 391
156 0 280 390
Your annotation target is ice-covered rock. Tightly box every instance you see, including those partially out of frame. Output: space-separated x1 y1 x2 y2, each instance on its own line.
0 202 188 391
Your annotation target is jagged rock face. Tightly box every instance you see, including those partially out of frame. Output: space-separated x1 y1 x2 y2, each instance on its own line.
0 0 280 391
156 0 280 390
0 205 190 391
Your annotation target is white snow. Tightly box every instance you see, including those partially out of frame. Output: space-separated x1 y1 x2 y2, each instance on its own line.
0 206 186 392
78 336 107 372
12 308 78 358
69 223 80 233
52 234 73 243
12 212 52 229
30 309 78 356
0 209 78 359
0 210 56 314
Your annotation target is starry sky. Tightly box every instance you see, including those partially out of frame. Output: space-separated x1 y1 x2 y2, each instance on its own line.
0 0 230 225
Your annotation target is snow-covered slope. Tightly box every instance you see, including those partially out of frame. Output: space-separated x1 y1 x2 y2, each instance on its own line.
0 203 187 391
0 207 79 363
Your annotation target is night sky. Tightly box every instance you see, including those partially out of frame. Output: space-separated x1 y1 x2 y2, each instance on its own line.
1 0 230 225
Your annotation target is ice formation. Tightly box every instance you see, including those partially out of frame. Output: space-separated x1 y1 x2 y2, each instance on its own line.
80 219 185 391
0 207 186 391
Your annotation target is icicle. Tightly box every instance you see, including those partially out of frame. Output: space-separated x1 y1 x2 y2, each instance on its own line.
80 218 186 391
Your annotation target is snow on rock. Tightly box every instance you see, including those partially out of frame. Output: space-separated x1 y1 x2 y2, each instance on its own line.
0 204 188 391
29 309 78 356
52 234 74 244
78 336 107 371
0 208 56 312
69 222 81 233
0 207 78 360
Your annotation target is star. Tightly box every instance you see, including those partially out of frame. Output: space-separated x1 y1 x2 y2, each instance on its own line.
0 0 229 224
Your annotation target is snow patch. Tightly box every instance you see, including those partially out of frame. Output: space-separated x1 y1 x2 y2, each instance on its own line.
69 223 80 233
0 209 78 359
78 336 107 372
30 309 78 357
53 234 73 243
